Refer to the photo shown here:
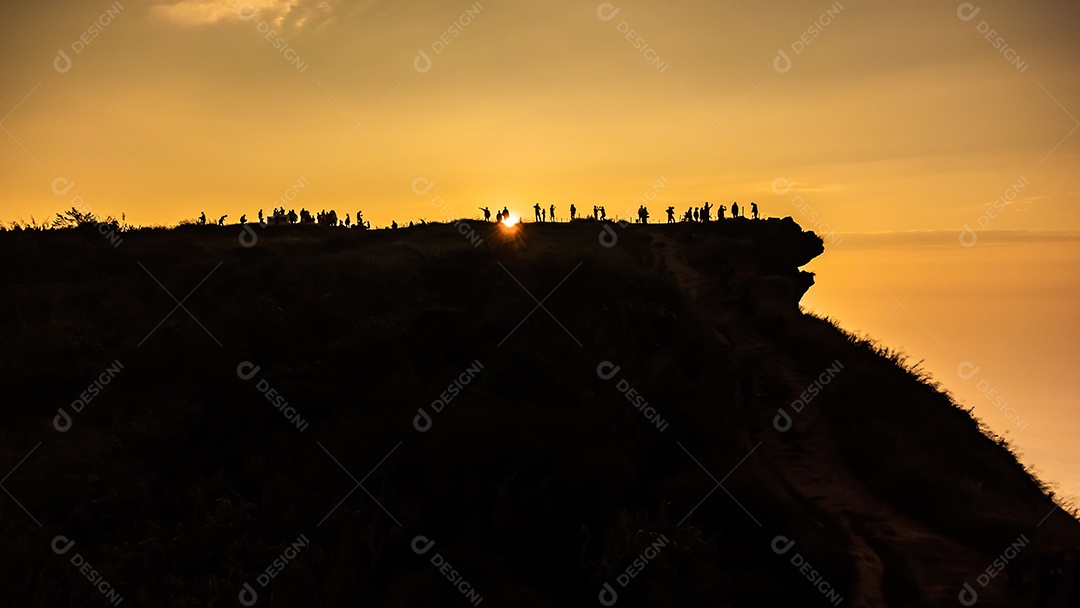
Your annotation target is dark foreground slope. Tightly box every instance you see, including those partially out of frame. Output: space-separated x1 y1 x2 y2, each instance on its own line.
0 218 1076 607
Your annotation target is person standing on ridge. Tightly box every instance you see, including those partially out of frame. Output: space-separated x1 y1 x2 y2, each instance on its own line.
570 204 577 220
666 206 675 223
550 204 556 222
534 203 542 222
732 202 739 218
751 202 759 219
480 207 491 221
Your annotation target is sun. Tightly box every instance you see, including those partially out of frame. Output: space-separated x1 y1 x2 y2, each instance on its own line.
501 214 519 227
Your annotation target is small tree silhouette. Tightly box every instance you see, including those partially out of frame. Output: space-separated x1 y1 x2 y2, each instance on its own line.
51 207 98 229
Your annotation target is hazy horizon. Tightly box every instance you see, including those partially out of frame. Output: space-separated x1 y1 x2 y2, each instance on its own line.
803 233 1080 505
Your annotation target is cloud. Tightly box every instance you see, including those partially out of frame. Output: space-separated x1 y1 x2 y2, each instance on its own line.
152 0 332 28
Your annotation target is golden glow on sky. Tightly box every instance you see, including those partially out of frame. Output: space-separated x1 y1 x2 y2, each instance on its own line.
0 0 1078 514
1 0 1077 230
803 234 1080 501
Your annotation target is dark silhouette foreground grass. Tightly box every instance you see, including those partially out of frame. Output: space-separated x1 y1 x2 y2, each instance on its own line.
0 218 1075 607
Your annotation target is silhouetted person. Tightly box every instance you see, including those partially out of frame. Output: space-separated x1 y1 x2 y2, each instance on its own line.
683 207 693 222
732 202 739 218
502 206 509 218
570 204 577 220
542 208 546 222
550 204 556 222
218 215 227 226
239 214 247 224
751 202 759 219
718 204 726 219
693 208 699 222
480 207 491 221
288 209 297 224
345 214 351 228
702 201 712 223
638 205 649 224
198 212 207 225
392 220 398 229
534 203 542 222
666 206 675 223
258 209 264 223
496 211 503 223
600 206 607 220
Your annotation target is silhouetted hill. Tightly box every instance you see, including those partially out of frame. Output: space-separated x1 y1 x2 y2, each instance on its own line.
1 218 1076 607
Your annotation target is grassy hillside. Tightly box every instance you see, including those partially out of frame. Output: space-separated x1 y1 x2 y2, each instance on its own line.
0 218 1075 606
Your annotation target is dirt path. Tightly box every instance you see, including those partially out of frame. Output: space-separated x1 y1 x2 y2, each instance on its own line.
650 232 1025 607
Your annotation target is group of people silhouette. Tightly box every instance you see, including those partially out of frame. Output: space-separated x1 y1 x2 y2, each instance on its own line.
192 201 762 230
665 201 758 224
197 208 373 229
479 206 513 223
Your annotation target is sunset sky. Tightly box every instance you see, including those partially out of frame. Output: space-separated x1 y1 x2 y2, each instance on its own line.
1 0 1078 230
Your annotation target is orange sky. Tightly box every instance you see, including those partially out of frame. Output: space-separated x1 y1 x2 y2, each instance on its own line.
802 233 1080 502
1 0 1079 505
1 0 1078 229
